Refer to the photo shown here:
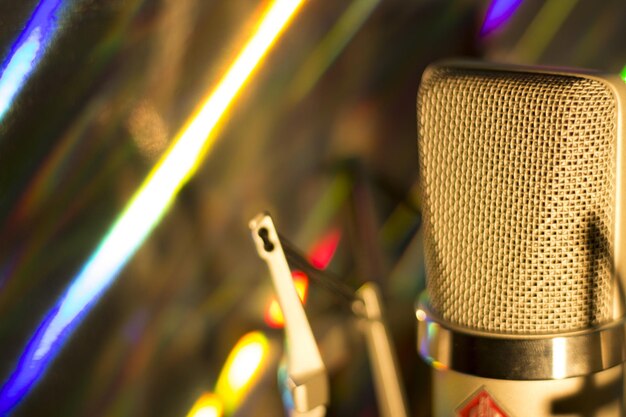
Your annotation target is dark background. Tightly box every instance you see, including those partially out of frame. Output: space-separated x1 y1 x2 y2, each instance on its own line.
0 0 625 416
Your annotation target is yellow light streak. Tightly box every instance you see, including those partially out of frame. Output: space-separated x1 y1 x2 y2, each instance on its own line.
186 393 223 417
99 0 307 276
215 332 270 414
291 0 380 101
124 0 307 233
511 0 578 63
226 342 265 390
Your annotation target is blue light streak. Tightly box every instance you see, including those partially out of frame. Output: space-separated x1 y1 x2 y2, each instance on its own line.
0 0 64 121
0 0 305 413
0 216 146 415
480 0 523 37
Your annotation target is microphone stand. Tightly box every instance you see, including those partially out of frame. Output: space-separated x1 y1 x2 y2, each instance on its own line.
353 283 409 417
250 213 409 417
250 213 328 417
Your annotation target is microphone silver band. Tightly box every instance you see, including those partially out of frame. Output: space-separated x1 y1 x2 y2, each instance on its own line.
416 293 626 380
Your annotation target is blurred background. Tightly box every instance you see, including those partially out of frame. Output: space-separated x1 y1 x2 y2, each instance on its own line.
0 0 625 416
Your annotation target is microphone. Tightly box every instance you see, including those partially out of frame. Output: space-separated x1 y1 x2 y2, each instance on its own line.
415 61 626 416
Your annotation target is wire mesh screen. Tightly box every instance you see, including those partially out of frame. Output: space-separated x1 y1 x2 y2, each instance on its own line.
418 66 617 334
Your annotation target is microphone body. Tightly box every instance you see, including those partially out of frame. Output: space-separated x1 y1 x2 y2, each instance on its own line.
434 366 623 416
415 61 626 416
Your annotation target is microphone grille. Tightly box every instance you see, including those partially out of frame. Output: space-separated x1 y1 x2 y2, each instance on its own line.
417 65 617 334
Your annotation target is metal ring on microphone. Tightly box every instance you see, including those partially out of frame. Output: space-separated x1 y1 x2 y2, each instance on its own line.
416 293 626 380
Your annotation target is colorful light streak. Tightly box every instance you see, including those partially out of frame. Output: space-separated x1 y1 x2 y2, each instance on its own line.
422 323 446 371
0 0 305 413
620 66 626 83
0 0 64 121
480 0 524 37
277 360 295 413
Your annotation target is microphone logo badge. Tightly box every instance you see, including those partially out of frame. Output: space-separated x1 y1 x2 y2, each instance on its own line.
456 387 511 417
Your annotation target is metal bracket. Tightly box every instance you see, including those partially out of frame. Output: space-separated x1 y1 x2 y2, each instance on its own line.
250 213 328 416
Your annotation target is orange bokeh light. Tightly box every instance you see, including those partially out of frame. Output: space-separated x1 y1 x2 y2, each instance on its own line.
265 271 308 328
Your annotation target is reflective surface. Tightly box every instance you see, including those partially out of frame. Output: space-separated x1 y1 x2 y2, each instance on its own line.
417 295 626 380
0 1 625 416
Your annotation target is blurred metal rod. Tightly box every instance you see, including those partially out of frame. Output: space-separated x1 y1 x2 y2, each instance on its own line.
279 233 358 305
354 283 409 417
